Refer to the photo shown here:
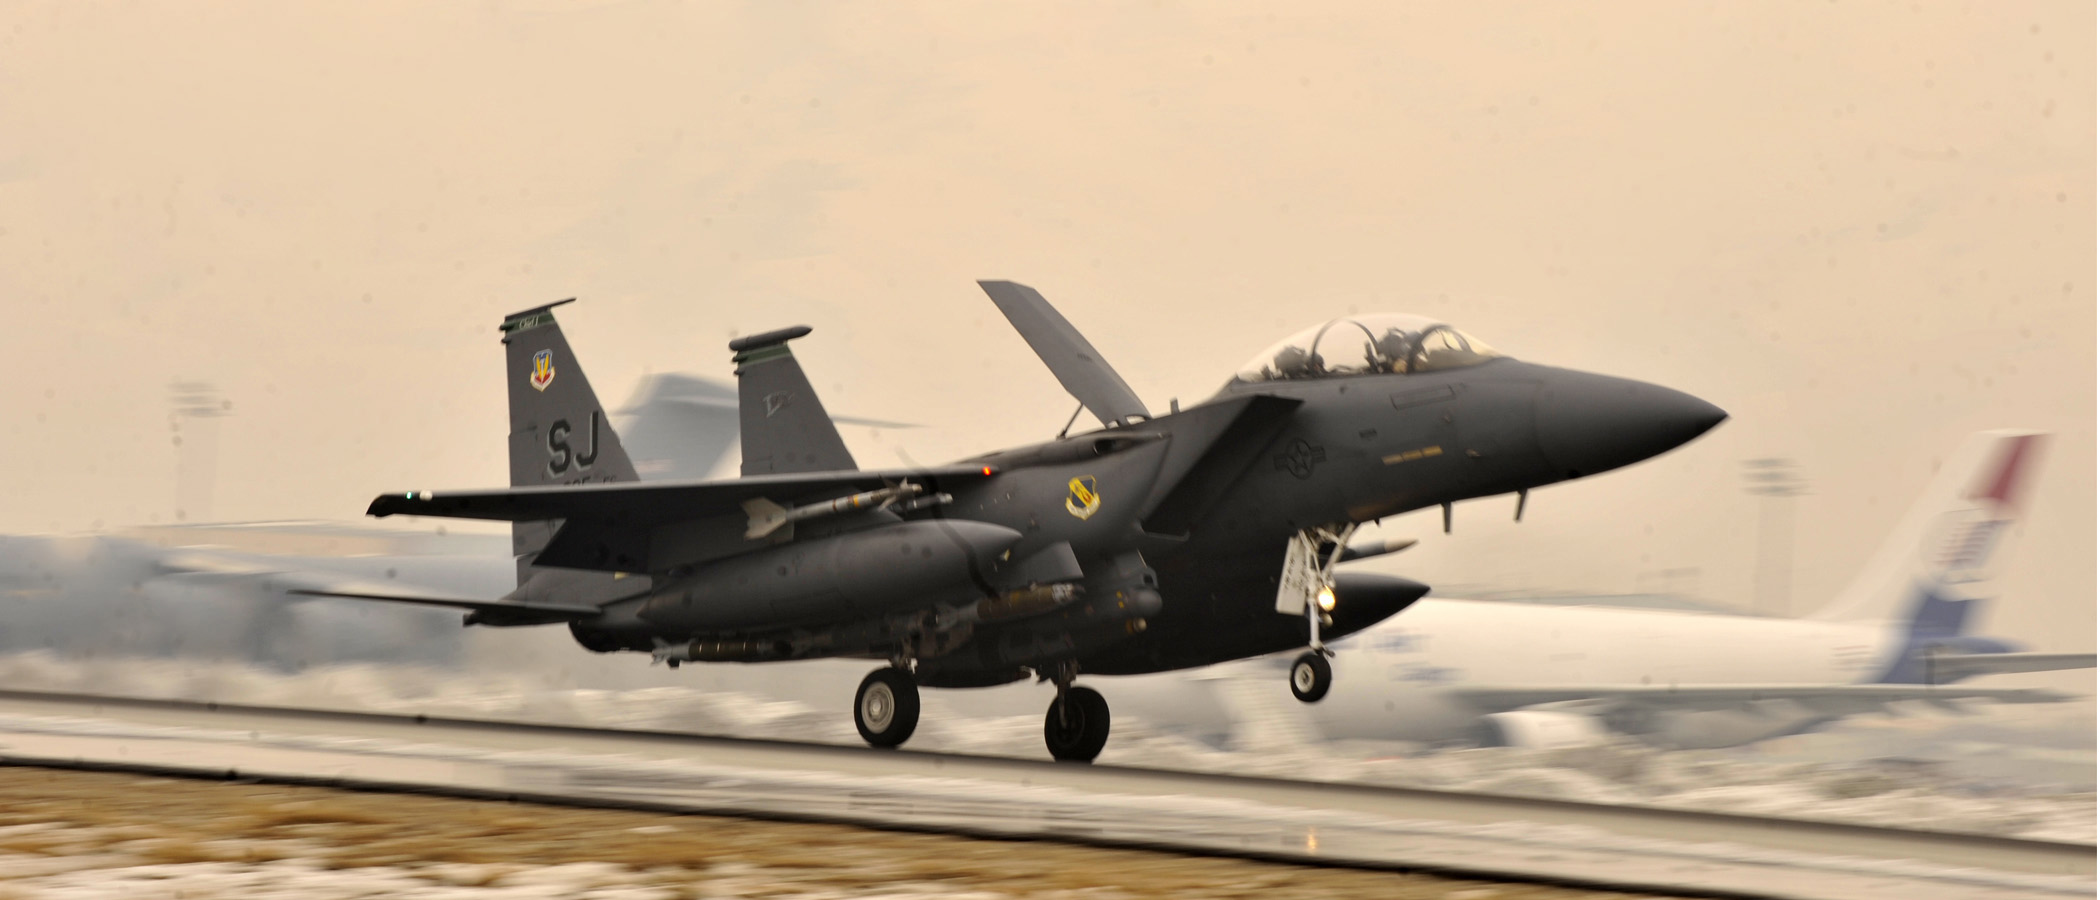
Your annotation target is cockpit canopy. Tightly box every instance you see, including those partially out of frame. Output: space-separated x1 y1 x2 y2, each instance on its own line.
1232 314 1503 383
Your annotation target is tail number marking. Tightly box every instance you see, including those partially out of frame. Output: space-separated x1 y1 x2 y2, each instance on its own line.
547 412 603 476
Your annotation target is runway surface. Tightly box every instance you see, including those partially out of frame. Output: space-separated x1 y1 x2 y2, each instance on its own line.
6 767 1622 900
1 651 2086 842
0 689 2089 900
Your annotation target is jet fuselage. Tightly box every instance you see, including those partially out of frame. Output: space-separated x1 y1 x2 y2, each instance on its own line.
570 356 1724 687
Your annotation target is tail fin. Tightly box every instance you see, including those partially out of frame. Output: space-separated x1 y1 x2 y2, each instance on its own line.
1808 430 2046 669
729 326 857 476
499 301 640 577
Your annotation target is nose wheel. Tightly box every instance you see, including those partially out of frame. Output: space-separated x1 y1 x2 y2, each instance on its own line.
854 667 921 748
1289 651 1333 703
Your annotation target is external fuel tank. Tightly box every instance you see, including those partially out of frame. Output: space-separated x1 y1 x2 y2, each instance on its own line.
636 519 1022 631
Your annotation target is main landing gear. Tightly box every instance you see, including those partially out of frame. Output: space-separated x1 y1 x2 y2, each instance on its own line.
854 667 920 748
1042 661 1110 763
852 662 1110 763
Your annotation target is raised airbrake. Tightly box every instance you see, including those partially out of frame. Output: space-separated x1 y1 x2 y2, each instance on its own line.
311 283 1725 762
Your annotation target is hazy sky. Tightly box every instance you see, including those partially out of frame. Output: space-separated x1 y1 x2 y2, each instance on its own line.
3 2 2091 663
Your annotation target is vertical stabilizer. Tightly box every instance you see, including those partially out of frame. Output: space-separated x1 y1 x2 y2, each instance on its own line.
1807 431 2046 675
499 301 640 577
730 326 857 476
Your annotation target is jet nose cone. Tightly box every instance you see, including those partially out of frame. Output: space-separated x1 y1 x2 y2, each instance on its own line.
1535 370 1726 479
1327 572 1431 637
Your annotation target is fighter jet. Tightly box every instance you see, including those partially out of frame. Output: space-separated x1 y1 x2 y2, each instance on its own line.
308 283 1725 762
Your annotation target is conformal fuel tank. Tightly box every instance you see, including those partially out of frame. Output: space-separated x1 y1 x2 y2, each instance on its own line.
636 520 1023 631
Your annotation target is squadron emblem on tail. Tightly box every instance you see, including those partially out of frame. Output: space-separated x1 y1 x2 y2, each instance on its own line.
530 349 556 391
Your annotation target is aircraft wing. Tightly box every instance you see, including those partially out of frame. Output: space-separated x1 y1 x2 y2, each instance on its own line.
367 465 998 573
1452 683 2073 716
1926 651 2098 681
368 465 995 522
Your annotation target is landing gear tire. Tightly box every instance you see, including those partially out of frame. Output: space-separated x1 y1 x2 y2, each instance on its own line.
1290 652 1333 703
1043 686 1111 763
854 668 920 749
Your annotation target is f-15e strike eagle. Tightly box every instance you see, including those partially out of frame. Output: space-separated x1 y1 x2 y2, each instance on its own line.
306 283 1725 762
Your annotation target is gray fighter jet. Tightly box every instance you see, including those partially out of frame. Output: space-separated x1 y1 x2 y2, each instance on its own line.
310 283 1725 762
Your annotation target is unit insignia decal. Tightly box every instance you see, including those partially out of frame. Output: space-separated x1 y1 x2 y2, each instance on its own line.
1065 475 1101 520
529 349 556 392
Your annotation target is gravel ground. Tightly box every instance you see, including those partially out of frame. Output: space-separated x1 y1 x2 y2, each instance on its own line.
0 766 1684 900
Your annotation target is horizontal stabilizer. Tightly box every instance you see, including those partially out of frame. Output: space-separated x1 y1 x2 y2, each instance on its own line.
288 587 603 618
1927 651 2097 681
979 281 1149 427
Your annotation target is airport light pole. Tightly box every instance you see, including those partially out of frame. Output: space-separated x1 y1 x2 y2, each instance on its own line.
169 381 231 523
1742 458 1807 617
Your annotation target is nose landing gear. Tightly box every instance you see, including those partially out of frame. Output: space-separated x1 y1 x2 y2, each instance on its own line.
1289 651 1333 703
1278 523 1354 704
854 667 921 748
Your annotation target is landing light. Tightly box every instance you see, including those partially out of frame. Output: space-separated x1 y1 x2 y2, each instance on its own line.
1316 586 1336 611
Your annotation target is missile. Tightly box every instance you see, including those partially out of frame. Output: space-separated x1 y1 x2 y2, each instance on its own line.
891 492 954 515
742 484 926 539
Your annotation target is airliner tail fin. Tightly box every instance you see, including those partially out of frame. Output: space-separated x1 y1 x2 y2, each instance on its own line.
1808 430 2045 638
